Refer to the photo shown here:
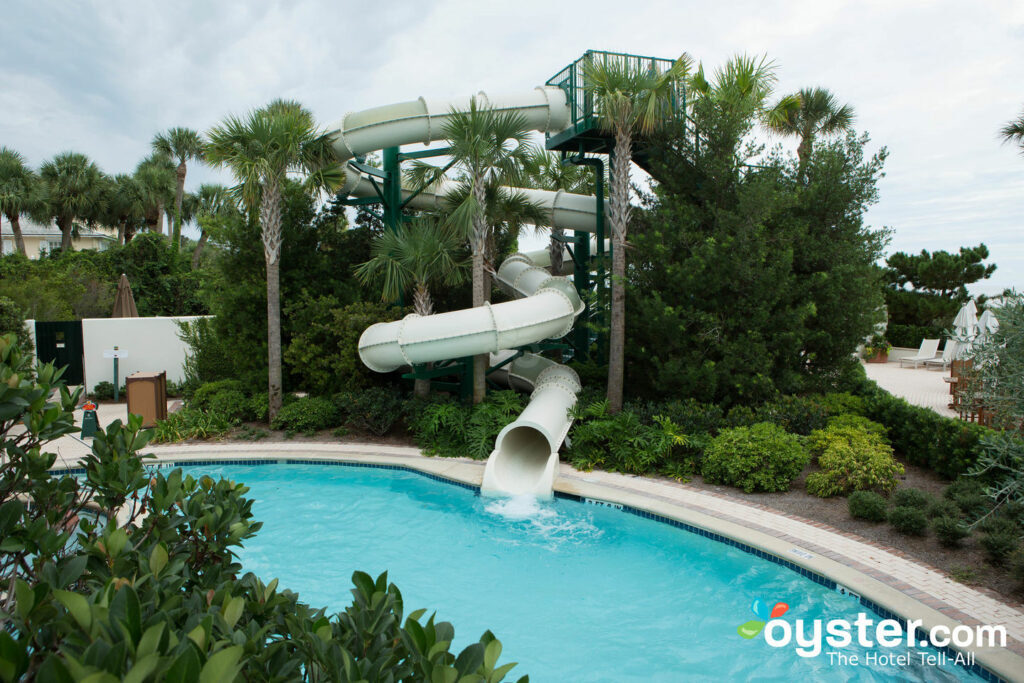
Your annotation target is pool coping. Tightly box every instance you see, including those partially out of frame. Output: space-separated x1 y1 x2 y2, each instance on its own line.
50 442 1024 682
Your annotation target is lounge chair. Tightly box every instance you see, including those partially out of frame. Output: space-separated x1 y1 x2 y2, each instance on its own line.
900 338 940 368
925 340 958 371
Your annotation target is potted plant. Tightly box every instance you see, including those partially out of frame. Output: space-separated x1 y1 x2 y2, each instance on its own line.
863 333 892 363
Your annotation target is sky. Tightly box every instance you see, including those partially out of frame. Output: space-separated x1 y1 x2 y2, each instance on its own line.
2 0 1021 294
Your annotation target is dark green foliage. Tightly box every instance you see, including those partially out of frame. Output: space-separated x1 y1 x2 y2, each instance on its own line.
701 423 809 493
334 385 406 436
889 506 929 536
887 323 943 350
927 498 963 520
861 384 990 478
151 406 236 443
566 400 686 475
725 395 829 436
628 125 888 406
250 392 299 423
891 487 933 510
284 298 403 396
91 380 117 401
269 396 340 434
819 392 868 418
177 317 236 395
848 491 888 522
933 517 970 548
206 390 252 422
0 334 526 681
805 424 903 497
1009 547 1024 588
191 379 245 410
944 477 990 520
0 295 33 353
980 529 1019 565
411 392 526 460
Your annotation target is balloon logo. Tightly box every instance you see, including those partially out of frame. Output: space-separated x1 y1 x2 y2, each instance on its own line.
737 599 789 639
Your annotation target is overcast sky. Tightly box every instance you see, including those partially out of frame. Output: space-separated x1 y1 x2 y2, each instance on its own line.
2 0 1021 293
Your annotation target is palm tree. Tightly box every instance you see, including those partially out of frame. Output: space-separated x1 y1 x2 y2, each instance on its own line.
206 99 341 420
0 147 35 256
440 98 538 403
521 149 594 273
135 153 176 237
354 218 468 396
152 127 205 251
36 152 105 252
191 183 236 268
1000 107 1024 154
102 173 146 244
583 52 691 412
765 87 855 172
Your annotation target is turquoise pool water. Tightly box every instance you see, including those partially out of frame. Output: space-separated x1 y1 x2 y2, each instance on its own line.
179 463 980 682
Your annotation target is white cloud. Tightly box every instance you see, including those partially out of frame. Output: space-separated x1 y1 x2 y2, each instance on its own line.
1 0 1021 291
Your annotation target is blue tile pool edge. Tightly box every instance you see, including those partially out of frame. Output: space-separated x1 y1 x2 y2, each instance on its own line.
50 457 1007 682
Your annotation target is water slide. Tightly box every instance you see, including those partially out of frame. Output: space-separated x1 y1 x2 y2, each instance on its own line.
328 88 600 498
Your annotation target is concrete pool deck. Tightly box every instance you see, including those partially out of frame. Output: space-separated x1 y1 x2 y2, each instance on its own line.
863 360 959 418
46 439 1024 681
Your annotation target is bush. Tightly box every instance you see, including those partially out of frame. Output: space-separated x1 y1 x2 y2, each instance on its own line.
270 396 340 434
284 299 402 396
412 392 526 460
805 424 903 497
0 295 33 354
861 385 989 478
892 487 932 510
826 413 887 437
192 379 245 410
207 389 252 422
927 498 962 520
944 477 990 520
933 517 970 547
152 406 236 443
91 381 117 401
848 491 888 522
980 529 1018 565
701 423 809 493
756 395 830 436
335 385 406 436
820 392 868 418
566 400 686 475
1009 547 1024 588
889 506 928 536
177 317 236 396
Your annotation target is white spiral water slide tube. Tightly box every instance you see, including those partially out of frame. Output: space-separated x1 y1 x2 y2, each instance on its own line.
328 88 600 498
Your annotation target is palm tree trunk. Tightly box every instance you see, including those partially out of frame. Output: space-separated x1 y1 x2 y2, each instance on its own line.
261 176 284 421
11 215 25 256
549 229 564 273
156 202 165 236
191 230 208 269
606 127 633 413
471 178 489 404
59 216 73 252
411 279 434 397
172 162 186 250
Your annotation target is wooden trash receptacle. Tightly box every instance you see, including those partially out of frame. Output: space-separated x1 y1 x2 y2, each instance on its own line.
126 371 167 427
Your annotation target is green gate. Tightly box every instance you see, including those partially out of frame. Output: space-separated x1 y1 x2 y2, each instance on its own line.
34 321 85 385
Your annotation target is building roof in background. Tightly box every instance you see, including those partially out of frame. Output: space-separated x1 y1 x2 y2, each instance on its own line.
5 218 115 240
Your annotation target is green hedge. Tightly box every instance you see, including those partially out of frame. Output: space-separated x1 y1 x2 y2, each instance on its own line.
861 385 990 478
701 422 809 493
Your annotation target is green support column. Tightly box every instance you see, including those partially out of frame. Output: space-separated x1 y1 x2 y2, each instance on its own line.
572 230 590 360
382 146 401 234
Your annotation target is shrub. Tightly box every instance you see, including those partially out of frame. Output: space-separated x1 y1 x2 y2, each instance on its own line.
861 385 989 478
927 498 962 520
891 487 932 510
933 517 970 547
192 379 245 410
820 392 867 418
980 529 1018 565
0 295 33 353
701 423 809 493
270 396 340 434
757 395 830 436
207 389 252 422
284 299 402 396
412 392 526 460
335 385 406 437
567 400 686 475
848 491 888 522
151 406 235 443
944 477 990 521
91 381 117 401
889 506 928 536
805 424 903 497
1009 547 1024 588
826 413 888 438
177 316 235 395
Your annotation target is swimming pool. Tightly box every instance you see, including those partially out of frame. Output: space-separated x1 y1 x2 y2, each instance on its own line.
179 462 981 682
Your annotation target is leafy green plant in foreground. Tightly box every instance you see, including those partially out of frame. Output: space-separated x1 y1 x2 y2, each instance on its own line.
0 333 528 681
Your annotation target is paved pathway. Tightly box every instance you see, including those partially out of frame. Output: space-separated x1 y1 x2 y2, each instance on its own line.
863 360 958 417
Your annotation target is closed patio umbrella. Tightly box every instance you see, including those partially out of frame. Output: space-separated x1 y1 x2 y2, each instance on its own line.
977 308 999 344
111 273 139 318
951 299 978 355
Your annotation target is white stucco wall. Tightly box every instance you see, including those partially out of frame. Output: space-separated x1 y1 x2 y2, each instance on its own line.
81 316 209 392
